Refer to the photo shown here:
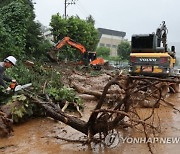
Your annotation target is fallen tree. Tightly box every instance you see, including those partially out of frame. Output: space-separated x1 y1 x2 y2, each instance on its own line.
0 112 13 138
1 73 180 154
24 75 180 137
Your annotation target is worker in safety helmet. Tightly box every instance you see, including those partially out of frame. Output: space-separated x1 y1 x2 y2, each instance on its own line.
0 56 17 92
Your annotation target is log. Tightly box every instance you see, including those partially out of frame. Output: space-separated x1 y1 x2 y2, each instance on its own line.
71 82 102 98
4 75 173 139
24 80 128 137
78 94 97 101
72 82 124 99
0 101 24 138
0 114 13 138
130 75 180 83
26 94 88 135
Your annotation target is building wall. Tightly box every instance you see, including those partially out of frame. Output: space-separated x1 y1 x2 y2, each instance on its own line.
97 34 124 56
43 30 54 44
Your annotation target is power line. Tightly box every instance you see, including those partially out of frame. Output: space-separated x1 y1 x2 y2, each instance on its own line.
76 1 108 28
64 0 78 19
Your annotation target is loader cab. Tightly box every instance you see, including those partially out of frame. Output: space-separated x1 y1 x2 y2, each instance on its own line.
131 34 161 53
129 22 176 77
129 33 175 77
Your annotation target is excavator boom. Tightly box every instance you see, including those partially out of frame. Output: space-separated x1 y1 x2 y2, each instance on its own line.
55 37 86 53
48 36 105 68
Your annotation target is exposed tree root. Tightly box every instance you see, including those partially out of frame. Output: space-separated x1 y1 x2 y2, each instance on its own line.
1 72 180 154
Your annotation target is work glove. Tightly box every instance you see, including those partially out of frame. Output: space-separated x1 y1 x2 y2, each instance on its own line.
5 87 11 94
10 79 18 90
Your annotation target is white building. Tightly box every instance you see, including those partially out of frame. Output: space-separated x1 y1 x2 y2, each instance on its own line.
43 30 54 44
97 28 126 56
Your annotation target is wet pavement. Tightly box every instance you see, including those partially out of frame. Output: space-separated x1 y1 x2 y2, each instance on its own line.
0 93 180 154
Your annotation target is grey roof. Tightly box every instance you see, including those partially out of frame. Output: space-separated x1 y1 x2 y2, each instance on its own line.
98 28 126 38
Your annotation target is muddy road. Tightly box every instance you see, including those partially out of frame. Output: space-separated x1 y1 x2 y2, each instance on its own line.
0 91 180 154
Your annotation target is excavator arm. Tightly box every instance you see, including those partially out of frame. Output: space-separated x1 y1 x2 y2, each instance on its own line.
47 36 87 63
55 37 86 53
48 36 105 68
156 21 168 50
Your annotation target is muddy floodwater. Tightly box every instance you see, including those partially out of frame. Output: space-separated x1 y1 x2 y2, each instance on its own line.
0 93 180 154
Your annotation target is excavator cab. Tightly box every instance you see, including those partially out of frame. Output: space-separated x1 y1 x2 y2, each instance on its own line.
88 51 97 62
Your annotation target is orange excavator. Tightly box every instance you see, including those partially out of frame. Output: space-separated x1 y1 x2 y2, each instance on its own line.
47 37 105 69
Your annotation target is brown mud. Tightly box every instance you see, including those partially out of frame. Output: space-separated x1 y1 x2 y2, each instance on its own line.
0 63 180 154
0 92 180 154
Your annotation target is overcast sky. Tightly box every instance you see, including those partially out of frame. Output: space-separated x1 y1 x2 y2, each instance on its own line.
33 0 180 43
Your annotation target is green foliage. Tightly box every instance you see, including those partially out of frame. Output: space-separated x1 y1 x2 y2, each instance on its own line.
50 14 99 61
50 13 68 42
0 1 84 121
0 21 16 59
57 46 82 61
0 0 13 8
0 0 51 59
25 21 51 57
96 46 110 58
0 0 32 57
107 56 121 61
6 62 32 85
6 94 35 123
6 62 63 93
47 86 83 108
86 15 95 25
117 41 131 60
4 61 84 121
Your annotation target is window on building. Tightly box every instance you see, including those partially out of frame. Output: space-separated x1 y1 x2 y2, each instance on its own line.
100 43 105 47
106 44 111 48
112 45 117 48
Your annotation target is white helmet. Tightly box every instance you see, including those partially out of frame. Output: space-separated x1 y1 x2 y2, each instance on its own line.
4 56 17 65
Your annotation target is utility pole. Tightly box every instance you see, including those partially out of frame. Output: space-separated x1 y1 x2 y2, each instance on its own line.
64 0 77 19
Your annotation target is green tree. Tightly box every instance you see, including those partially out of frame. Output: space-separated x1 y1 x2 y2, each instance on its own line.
117 41 131 60
0 1 31 57
50 14 99 60
86 15 95 25
0 0 12 7
25 21 52 58
0 0 51 59
96 46 110 58
0 21 16 59
50 13 68 42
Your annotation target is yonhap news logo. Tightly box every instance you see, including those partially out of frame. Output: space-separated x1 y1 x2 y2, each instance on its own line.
119 136 180 144
104 132 119 148
105 133 180 148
